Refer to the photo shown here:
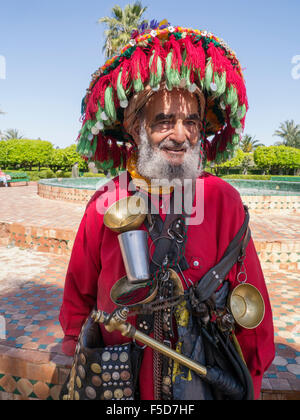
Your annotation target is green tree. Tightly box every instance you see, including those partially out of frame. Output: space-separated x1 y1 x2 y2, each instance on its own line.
99 2 148 58
49 145 87 172
273 120 300 149
1 139 53 170
240 134 264 153
4 129 24 140
254 145 300 175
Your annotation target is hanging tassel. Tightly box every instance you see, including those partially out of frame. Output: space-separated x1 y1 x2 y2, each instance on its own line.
130 47 148 92
104 86 117 122
165 35 182 73
149 37 165 89
95 133 109 162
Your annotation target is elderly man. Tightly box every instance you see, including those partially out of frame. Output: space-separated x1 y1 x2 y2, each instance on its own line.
59 22 275 401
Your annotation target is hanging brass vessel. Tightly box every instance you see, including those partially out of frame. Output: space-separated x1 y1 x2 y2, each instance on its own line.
228 283 265 329
103 196 147 233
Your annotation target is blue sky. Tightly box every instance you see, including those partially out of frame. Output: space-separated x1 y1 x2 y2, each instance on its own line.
0 0 299 148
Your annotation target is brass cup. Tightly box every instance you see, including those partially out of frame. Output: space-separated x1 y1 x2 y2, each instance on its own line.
110 276 158 308
103 196 147 233
229 283 265 329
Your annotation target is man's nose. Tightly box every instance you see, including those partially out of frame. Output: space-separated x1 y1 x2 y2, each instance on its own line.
169 121 187 143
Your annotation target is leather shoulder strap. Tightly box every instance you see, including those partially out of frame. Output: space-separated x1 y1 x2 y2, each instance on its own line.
194 205 251 303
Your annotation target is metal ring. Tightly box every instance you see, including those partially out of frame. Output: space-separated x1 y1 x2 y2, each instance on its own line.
149 236 180 267
237 271 247 284
167 228 184 243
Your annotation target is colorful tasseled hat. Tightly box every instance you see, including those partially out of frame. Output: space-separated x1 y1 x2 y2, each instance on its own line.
77 20 248 171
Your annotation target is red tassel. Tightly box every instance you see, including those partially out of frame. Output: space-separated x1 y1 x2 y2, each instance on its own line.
130 47 148 82
111 64 122 90
149 37 166 75
207 43 248 107
181 36 203 71
95 133 109 162
121 59 131 90
165 35 182 72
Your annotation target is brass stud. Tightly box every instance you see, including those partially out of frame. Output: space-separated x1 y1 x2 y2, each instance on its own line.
103 390 113 400
91 375 102 387
91 363 101 374
114 389 124 399
119 352 129 363
76 376 82 389
85 386 97 400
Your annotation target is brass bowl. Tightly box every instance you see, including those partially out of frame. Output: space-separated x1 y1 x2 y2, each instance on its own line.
103 196 147 233
110 276 158 308
229 283 265 329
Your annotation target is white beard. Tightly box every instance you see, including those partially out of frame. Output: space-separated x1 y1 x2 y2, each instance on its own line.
136 123 203 187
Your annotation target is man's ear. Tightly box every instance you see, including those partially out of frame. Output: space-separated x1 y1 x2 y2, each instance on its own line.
130 118 141 146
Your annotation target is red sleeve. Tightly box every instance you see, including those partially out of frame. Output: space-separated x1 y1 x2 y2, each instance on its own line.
225 201 275 400
59 198 102 349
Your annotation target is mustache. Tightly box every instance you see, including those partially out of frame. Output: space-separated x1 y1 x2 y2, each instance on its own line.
158 139 192 151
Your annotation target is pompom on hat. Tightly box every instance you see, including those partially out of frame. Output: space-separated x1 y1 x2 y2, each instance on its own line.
77 20 248 170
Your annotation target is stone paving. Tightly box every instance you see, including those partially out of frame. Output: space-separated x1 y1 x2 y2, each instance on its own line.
0 185 299 400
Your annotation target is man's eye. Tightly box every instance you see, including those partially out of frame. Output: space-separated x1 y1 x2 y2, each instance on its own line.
186 120 197 126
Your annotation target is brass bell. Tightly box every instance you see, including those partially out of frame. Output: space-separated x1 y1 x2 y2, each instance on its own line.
103 196 147 233
228 283 265 329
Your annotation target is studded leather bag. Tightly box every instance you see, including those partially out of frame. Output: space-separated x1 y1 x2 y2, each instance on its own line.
59 313 143 400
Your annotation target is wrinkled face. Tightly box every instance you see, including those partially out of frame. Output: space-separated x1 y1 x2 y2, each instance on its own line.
134 89 202 166
132 89 203 182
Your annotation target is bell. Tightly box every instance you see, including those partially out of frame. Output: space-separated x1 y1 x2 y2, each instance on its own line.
118 230 150 284
228 284 265 329
103 196 147 233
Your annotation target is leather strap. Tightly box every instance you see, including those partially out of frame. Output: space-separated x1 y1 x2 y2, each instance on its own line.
195 205 251 303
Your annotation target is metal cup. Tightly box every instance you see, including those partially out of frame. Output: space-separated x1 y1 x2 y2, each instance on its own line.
228 283 265 329
118 230 150 284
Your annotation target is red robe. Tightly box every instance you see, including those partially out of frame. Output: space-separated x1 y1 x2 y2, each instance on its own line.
59 172 275 400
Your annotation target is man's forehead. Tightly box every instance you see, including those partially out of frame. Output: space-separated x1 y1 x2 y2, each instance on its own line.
143 88 199 119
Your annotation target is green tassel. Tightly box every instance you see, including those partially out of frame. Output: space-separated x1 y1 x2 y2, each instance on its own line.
104 86 117 122
231 134 240 146
149 51 163 89
165 51 181 90
133 77 144 93
77 137 88 155
116 71 128 103
230 117 242 129
225 85 238 116
91 137 98 155
237 104 247 120
216 72 226 96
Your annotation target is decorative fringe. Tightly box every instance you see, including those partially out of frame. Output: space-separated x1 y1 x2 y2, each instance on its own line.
149 37 165 89
130 47 148 92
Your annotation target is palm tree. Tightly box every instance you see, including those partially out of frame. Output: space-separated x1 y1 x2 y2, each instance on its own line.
4 129 24 139
98 2 148 58
273 120 300 149
240 134 264 153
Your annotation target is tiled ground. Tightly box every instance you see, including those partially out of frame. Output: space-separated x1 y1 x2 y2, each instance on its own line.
0 185 299 400
0 246 299 399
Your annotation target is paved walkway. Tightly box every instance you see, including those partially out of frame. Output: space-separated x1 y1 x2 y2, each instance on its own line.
1 185 299 243
0 185 299 399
